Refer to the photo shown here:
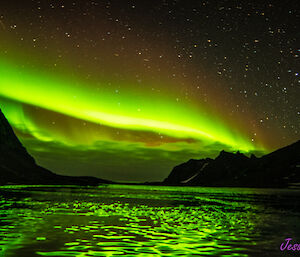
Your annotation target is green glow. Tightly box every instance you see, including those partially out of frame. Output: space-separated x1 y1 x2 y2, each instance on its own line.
0 98 54 142
0 60 256 151
0 185 288 256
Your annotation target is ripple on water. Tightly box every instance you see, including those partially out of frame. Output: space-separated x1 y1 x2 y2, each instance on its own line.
0 185 299 257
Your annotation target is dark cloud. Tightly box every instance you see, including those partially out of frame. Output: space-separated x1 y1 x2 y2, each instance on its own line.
21 138 228 182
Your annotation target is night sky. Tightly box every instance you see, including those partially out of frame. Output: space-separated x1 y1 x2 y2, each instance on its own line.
0 0 299 182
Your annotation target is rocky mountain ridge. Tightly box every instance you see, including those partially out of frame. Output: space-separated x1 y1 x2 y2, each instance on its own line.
163 141 300 188
0 109 110 185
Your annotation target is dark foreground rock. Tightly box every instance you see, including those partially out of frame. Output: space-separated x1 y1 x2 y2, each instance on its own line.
163 140 300 188
0 109 110 185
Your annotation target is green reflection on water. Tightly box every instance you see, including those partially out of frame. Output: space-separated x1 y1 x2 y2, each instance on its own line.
0 185 299 257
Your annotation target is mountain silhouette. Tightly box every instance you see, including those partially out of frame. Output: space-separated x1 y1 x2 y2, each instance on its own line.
163 141 300 188
2 108 299 188
0 109 110 185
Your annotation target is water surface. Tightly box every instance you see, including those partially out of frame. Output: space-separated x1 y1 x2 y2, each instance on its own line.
0 185 299 256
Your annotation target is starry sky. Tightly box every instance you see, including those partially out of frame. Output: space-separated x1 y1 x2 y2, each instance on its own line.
0 0 299 182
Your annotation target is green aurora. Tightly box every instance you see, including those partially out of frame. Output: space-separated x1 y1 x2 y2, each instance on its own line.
0 60 265 181
0 60 257 150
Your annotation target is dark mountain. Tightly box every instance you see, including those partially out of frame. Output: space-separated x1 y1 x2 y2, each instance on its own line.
0 109 110 185
163 141 300 188
163 158 212 185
